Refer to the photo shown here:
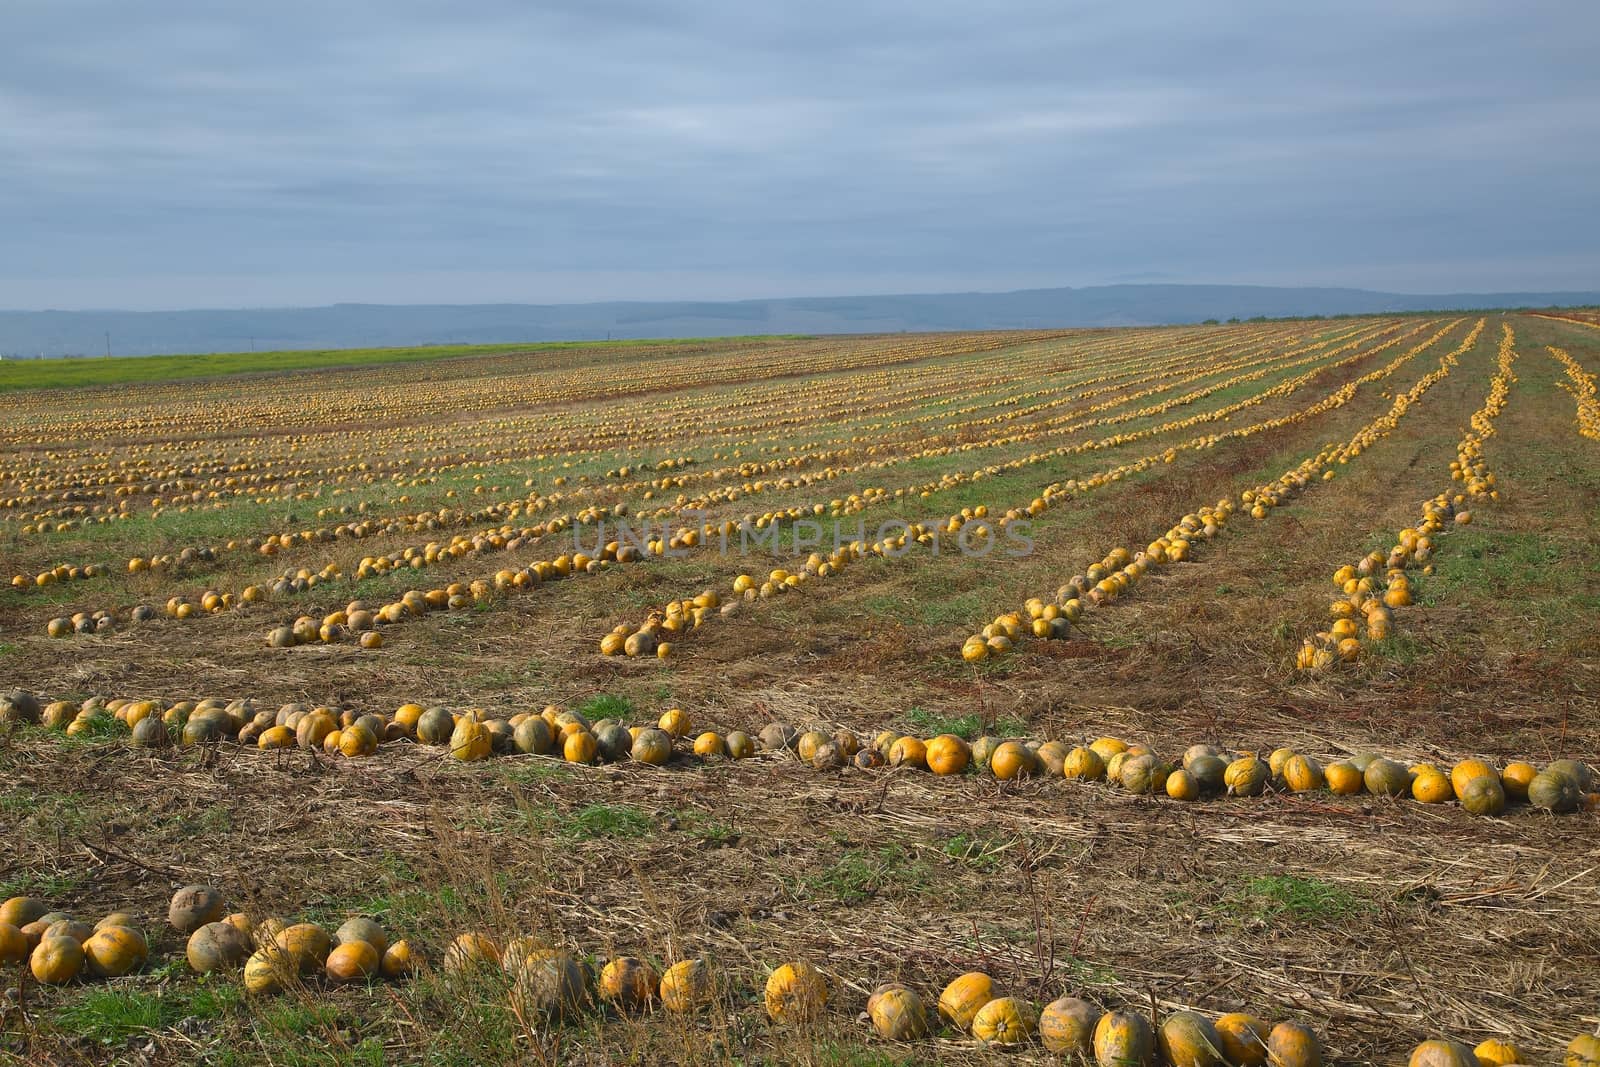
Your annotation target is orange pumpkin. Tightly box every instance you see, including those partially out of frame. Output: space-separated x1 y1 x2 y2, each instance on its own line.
925 734 971 776
937 971 994 1029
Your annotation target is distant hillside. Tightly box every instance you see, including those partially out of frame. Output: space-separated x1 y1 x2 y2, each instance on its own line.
3 284 1596 358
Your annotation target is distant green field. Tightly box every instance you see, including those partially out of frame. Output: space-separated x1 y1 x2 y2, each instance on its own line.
0 335 812 392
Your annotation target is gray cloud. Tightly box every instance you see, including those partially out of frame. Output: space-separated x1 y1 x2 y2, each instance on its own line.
1 0 1596 309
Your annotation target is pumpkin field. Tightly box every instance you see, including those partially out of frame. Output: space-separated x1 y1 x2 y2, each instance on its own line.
1 312 1598 1066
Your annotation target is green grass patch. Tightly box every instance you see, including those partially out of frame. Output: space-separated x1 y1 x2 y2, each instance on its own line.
1235 875 1368 922
560 803 652 839
803 845 931 905
577 694 636 721
53 982 242 1044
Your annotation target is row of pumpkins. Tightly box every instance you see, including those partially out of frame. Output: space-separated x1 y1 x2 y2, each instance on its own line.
8 889 1595 1067
1548 345 1600 440
1298 324 1516 670
598 322 1425 663
963 319 1482 662
3 689 1594 816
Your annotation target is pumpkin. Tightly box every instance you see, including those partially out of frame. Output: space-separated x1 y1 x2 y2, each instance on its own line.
416 707 455 745
1185 743 1225 768
257 725 294 750
594 723 633 763
169 885 226 934
83 926 148 977
926 734 971 776
972 996 1037 1044
726 732 756 758
334 917 388 955
888 736 928 769
243 946 294 994
1094 1010 1155 1067
1064 746 1107 781
599 956 657 1011
833 730 862 758
1324 762 1364 795
1188 755 1227 794
445 932 500 972
659 959 714 1012
1225 757 1270 797
1160 1011 1225 1067
1039 996 1100 1055
46 918 94 944
1267 747 1297 777
274 923 331 974
1472 1039 1524 1067
95 912 138 932
450 716 492 761
187 921 253 973
1450 759 1496 798
855 748 887 770
0 922 26 965
512 717 552 755
658 708 692 738
765 961 828 1023
1547 759 1594 792
866 984 928 1040
1499 762 1536 800
1166 768 1199 801
632 728 673 765
990 741 1035 781
1035 741 1070 776
1215 1012 1270 1067
1364 758 1412 797
796 729 832 764
812 741 845 771
693 731 728 758
1409 1040 1479 1067
1266 1021 1324 1067
1460 775 1506 816
1412 771 1454 804
971 735 1001 768
295 709 337 749
1528 771 1580 813
0 896 47 928
30 935 84 984
1122 754 1170 795
938 971 994 1028
758 723 799 753
381 940 416 979
1283 755 1324 793
1090 737 1128 763
326 940 381 982
131 716 170 747
563 730 598 765
1566 1034 1600 1067
339 723 378 757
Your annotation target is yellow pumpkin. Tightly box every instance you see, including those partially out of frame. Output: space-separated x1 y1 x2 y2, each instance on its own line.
659 959 714 1012
30 935 83 984
381 940 416 979
273 923 331 975
1267 1021 1324 1067
1224 757 1269 797
925 734 971 776
1040 996 1101 1055
0 922 27 965
1450 759 1497 798
1412 771 1454 804
1160 1011 1225 1067
1283 755 1324 793
1324 762 1364 795
1472 1039 1524 1067
449 717 491 761
600 956 658 1011
1094 1010 1155 1067
1215 1012 1270 1067
444 932 500 972
764 961 828 1023
1566 1034 1600 1067
866 984 929 1040
990 741 1035 781
1166 768 1199 802
1064 746 1107 781
1499 762 1537 800
1409 1039 1479 1067
0 897 47 929
972 996 1037 1044
888 736 928 769
243 946 294 994
83 926 148 978
658 708 692 738
937 971 994 1029
692 731 728 758
563 730 598 765
1090 737 1128 763
325 940 381 982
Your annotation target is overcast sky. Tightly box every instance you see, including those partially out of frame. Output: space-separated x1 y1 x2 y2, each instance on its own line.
3 1 1597 310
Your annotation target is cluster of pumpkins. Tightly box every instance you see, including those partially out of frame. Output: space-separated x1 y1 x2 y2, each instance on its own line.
10 561 106 591
1297 326 1516 671
0 896 150 984
1548 345 1600 440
